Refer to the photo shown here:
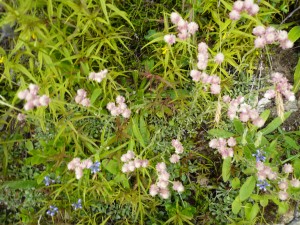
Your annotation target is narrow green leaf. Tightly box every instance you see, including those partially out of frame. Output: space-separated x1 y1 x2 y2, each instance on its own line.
239 176 256 201
132 117 145 147
284 135 300 150
260 112 291 135
293 159 300 178
208 129 235 138
90 88 102 104
100 0 110 24
222 157 231 182
1 180 37 189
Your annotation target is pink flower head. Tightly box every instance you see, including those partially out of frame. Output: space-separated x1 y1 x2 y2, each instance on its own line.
254 37 266 48
178 30 189 40
268 171 277 180
106 102 116 111
80 98 91 107
29 84 40 95
39 95 50 106
122 108 131 118
170 154 180 163
283 163 293 174
149 184 159 196
209 139 219 149
173 181 184 193
278 191 288 201
252 117 265 128
77 89 87 98
116 95 125 104
170 12 181 25
121 163 129 173
18 90 29 100
264 32 276 44
177 19 188 31
159 188 170 199
126 150 135 160
229 10 241 20
233 1 244 12
210 84 221 95
214 53 224 64
198 42 208 53
75 167 83 179
156 162 167 173
252 26 265 36
243 0 254 10
80 159 93 169
141 160 149 168
264 89 276 99
291 179 300 188
128 161 135 172
134 159 142 168
280 40 294 49
227 137 236 147
223 95 231 103
239 112 250 122
17 113 26 122
278 180 289 190
277 30 288 42
164 34 176 45
157 180 169 189
190 70 202 82
187 22 199 35
158 171 170 181
24 101 34 111
249 4 259 15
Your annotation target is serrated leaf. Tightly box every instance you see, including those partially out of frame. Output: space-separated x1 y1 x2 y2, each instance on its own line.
239 176 256 201
232 196 241 214
208 129 235 138
222 157 231 182
260 112 291 135
288 26 300 42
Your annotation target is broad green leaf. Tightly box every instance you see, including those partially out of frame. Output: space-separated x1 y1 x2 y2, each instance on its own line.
288 26 300 42
132 117 146 147
222 157 231 182
90 88 102 104
233 119 244 134
239 176 256 201
293 58 300 92
245 203 252 220
260 197 268 207
232 196 241 214
102 159 119 175
260 112 291 135
231 177 240 189
208 129 235 138
293 159 300 178
249 203 259 221
284 135 300 150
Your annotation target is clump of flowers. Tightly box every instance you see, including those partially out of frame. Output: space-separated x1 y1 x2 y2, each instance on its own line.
106 95 131 118
226 96 265 127
170 139 184 163
75 89 90 107
72 199 83 210
197 42 209 70
165 12 198 42
121 150 149 173
253 26 293 49
256 161 277 181
46 205 58 217
17 84 50 111
149 161 184 199
88 69 108 83
229 0 260 20
209 137 236 158
67 158 94 179
190 70 221 95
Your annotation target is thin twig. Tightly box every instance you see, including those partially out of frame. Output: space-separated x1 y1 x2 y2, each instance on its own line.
281 5 300 25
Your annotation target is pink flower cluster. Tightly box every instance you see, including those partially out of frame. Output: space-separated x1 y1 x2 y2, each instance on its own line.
197 42 209 70
253 26 293 49
121 150 149 173
170 139 183 163
168 12 199 41
149 162 184 199
106 95 131 118
226 96 265 127
75 89 90 107
17 84 50 111
190 70 221 95
267 72 295 102
209 137 236 159
88 69 108 83
256 161 277 181
229 0 259 20
67 158 93 179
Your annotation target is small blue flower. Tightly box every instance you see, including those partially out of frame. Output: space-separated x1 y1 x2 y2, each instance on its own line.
252 149 266 162
72 199 82 210
257 180 269 191
89 161 101 174
46 205 58 216
43 176 55 186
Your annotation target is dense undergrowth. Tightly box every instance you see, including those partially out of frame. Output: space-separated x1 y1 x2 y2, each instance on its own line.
0 0 300 224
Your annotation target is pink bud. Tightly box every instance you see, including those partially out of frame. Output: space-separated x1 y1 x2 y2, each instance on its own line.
170 154 180 163
264 90 276 99
158 171 170 181
214 53 224 64
283 163 293 174
278 191 288 201
29 84 39 95
173 181 184 193
106 102 116 111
